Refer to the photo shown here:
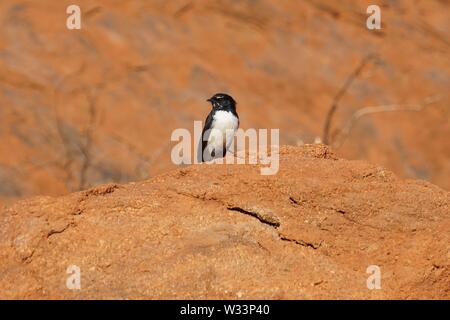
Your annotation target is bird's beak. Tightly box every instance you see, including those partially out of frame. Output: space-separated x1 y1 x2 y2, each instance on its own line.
207 98 213 103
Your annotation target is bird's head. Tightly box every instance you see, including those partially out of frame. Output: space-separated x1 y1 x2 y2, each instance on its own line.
207 93 236 111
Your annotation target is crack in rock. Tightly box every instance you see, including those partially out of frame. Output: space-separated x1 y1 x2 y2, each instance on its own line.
279 235 322 249
227 206 280 228
46 222 76 239
172 189 320 250
227 206 320 250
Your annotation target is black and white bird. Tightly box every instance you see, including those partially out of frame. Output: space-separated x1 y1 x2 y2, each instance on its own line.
198 93 239 162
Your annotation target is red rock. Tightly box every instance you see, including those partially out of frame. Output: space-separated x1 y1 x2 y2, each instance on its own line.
0 145 448 299
0 0 449 206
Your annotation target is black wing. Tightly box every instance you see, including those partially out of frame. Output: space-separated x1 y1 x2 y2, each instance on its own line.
197 111 214 163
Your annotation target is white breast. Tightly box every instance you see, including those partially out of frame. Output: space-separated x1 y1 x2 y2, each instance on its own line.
207 110 239 154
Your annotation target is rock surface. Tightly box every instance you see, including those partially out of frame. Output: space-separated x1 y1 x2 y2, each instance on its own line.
0 145 448 299
0 0 449 205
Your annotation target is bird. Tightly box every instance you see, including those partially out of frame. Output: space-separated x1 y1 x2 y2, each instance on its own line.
198 93 239 162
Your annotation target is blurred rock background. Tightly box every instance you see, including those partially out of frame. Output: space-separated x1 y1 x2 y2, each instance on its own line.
0 0 449 204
